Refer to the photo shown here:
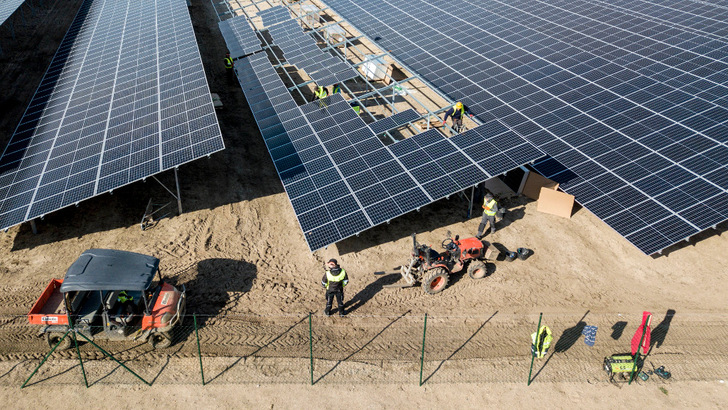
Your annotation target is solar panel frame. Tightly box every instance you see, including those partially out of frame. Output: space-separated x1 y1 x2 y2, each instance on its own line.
0 0 224 231
0 0 25 26
219 15 262 59
322 0 728 255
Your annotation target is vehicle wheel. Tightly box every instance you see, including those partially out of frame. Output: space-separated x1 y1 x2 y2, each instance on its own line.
422 268 449 295
149 332 172 349
46 332 72 350
468 261 488 279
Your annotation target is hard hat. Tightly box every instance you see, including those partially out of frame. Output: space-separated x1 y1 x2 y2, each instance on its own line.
328 258 338 265
485 192 494 200
455 102 463 109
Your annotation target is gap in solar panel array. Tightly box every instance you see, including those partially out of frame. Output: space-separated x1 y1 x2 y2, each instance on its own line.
0 0 224 231
322 0 728 255
235 46 542 250
259 6 357 87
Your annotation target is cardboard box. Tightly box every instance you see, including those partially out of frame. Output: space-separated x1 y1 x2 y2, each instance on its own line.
537 187 574 219
522 172 559 200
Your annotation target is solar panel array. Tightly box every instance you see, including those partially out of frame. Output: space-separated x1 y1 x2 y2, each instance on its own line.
323 0 728 255
235 52 541 250
0 0 25 26
260 6 357 87
219 15 262 59
0 0 224 231
368 108 420 135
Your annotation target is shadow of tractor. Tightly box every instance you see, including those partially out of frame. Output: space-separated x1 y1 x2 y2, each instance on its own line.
167 258 257 342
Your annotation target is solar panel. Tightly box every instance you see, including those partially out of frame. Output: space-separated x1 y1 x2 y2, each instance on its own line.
0 0 25 26
323 0 728 255
260 6 357 87
0 0 224 231
236 50 541 250
219 15 262 59
369 109 420 135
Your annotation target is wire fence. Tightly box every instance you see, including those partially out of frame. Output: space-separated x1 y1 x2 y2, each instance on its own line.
2 311 727 387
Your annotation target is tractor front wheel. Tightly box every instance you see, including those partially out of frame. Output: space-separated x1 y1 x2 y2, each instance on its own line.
422 268 449 295
468 261 489 279
149 331 172 349
46 332 72 350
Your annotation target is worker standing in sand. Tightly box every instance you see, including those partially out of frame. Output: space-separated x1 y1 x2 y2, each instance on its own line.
476 192 498 239
321 259 348 316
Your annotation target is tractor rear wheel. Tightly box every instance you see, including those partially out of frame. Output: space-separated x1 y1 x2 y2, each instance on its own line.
422 268 449 295
46 332 72 350
149 331 172 349
468 261 488 279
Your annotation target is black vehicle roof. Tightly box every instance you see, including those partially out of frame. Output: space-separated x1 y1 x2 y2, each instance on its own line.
59 249 159 292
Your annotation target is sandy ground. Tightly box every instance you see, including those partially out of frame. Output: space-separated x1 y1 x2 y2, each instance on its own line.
1 0 728 408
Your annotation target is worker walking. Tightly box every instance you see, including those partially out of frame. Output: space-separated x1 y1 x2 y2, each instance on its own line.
442 101 473 133
476 192 498 239
224 52 234 84
321 259 348 316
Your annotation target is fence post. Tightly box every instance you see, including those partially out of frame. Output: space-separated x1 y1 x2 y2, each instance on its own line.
72 329 88 388
308 312 314 385
21 329 71 388
527 312 543 386
419 313 428 386
194 314 205 386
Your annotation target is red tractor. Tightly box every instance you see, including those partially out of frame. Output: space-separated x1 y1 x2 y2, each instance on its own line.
393 232 499 294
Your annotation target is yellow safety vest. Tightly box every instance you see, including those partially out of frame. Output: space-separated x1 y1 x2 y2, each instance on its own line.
315 86 328 99
483 199 496 216
324 269 347 289
531 325 553 358
332 84 341 94
224 57 233 68
117 291 133 304
352 105 361 114
454 104 465 117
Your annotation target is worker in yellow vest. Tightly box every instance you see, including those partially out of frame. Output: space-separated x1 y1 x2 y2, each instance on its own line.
531 325 553 358
320 259 349 316
224 52 234 84
476 192 499 239
442 101 473 133
311 84 329 102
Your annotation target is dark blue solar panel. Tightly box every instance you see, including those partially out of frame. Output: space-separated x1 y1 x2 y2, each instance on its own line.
323 0 728 254
0 0 224 231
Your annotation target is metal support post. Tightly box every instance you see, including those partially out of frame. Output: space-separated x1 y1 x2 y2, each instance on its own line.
21 330 71 388
528 313 543 386
194 314 205 385
467 186 475 219
76 332 152 386
174 167 183 214
308 312 314 385
71 328 88 388
517 166 530 195
30 219 38 234
419 313 428 386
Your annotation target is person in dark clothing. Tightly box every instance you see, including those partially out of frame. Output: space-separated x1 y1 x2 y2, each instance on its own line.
442 101 473 132
321 258 349 316
224 52 234 84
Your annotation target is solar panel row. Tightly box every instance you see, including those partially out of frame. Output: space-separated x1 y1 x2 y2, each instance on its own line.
0 0 25 27
260 6 357 87
219 15 262 59
236 51 541 250
0 0 224 231
323 0 728 255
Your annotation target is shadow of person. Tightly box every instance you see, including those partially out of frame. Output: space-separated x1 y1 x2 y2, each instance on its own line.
648 309 676 354
345 273 402 314
554 312 590 353
611 321 628 340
